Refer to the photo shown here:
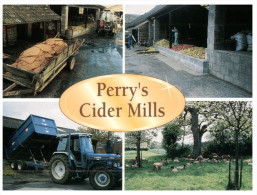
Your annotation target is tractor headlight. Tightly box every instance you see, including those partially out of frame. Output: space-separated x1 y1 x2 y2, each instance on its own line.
107 161 113 166
114 162 120 167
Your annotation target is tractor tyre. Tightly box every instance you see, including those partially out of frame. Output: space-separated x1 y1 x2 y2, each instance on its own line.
89 167 115 190
49 154 72 184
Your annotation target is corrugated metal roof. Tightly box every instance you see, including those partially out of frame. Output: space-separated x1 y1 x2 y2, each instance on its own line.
126 5 167 29
69 4 105 10
134 20 149 29
126 5 185 29
3 5 61 25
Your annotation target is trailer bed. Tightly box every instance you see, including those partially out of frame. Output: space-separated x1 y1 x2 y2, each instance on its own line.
3 38 85 97
5 115 58 161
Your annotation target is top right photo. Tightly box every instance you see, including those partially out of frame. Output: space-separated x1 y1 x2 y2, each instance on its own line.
125 5 252 98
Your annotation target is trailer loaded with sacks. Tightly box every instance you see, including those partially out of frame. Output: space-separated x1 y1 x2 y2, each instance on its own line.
3 37 85 97
4 114 122 190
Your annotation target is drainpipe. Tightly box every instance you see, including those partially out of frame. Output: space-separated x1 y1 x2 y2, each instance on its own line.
169 12 172 48
148 20 151 43
137 28 140 44
153 17 156 44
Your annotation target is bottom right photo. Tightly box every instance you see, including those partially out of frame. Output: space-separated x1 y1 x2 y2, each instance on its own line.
125 101 252 190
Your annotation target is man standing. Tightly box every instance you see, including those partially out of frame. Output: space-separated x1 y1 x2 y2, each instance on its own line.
128 33 136 49
172 27 179 46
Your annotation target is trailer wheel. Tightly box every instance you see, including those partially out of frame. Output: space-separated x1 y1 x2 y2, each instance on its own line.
67 56 76 71
17 161 25 171
49 155 72 184
89 167 115 190
10 162 17 170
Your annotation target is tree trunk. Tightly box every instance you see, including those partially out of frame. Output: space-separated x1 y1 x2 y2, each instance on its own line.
239 158 243 188
234 130 239 189
190 108 200 158
136 133 141 167
228 158 231 184
191 132 200 158
199 135 204 154
227 157 233 190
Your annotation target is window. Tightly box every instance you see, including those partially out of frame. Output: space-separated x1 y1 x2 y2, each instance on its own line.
57 137 68 151
73 138 80 152
81 137 94 153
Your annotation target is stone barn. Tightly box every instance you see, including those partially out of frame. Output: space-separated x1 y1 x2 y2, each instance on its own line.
126 5 252 93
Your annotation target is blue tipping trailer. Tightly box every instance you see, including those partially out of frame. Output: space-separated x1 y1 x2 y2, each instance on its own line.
4 114 59 170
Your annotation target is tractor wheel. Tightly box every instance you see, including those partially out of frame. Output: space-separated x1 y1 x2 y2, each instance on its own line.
67 56 76 71
89 167 115 190
10 162 17 170
49 154 72 184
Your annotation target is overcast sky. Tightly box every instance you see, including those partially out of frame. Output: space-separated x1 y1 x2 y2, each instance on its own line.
2 101 123 138
3 101 80 130
3 101 207 144
125 4 155 15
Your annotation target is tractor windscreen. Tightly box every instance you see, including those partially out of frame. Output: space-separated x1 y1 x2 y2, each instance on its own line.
81 137 94 153
106 12 113 22
57 137 68 151
100 12 107 20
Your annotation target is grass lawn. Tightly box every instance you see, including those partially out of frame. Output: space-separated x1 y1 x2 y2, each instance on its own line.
125 151 252 190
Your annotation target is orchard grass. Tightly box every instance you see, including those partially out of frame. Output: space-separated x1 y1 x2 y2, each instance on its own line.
125 150 252 190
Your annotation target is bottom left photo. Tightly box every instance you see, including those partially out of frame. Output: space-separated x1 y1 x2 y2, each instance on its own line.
3 101 122 190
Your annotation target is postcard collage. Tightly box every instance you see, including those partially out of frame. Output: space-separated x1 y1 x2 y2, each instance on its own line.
1 0 256 194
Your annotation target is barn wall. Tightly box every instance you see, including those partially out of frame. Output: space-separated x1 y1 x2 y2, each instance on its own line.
207 5 252 93
138 22 148 44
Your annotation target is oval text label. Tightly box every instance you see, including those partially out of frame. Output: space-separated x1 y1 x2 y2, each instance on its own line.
60 74 185 132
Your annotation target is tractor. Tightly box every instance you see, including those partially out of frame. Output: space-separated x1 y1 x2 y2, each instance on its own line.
49 133 121 190
97 10 118 36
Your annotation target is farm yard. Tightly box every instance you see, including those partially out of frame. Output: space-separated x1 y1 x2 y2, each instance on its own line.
125 151 252 190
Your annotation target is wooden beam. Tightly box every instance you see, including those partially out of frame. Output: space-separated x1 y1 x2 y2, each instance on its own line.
169 12 172 48
3 83 16 93
137 51 159 54
3 89 33 97
43 22 47 40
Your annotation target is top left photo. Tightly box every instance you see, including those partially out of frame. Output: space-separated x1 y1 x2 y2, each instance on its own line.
3 4 123 98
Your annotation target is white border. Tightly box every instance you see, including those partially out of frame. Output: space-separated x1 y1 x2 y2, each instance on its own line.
1 0 256 195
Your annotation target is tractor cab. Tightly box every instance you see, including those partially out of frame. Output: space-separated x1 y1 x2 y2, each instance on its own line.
56 133 94 167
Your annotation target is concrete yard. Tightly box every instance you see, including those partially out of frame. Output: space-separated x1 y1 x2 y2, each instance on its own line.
2 159 121 191
3 172 121 190
125 46 251 98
